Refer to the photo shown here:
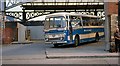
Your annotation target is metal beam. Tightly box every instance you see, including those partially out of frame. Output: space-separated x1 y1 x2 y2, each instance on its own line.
6 2 26 10
6 11 23 21
22 5 104 10
5 2 104 21
5 10 104 21
5 11 50 21
5 0 36 10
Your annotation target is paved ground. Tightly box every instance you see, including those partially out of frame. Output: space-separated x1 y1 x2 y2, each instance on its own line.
2 43 46 60
1 40 120 65
45 40 118 58
2 58 119 64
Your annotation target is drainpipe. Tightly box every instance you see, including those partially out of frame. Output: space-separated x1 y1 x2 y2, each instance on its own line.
118 0 120 31
118 0 120 53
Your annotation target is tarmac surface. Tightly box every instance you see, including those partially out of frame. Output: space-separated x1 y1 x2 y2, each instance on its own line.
1 39 120 65
45 40 119 59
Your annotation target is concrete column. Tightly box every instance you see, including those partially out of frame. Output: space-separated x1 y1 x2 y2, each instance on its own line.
0 0 6 65
104 2 110 51
18 23 26 43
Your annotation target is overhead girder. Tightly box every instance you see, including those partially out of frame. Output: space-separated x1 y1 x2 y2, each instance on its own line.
5 2 104 22
5 0 35 10
6 12 22 20
22 2 104 10
6 2 26 10
5 11 50 21
22 5 104 10
6 10 104 21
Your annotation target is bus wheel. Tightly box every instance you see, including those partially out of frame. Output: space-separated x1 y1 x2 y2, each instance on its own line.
54 44 58 47
74 36 79 47
95 32 100 42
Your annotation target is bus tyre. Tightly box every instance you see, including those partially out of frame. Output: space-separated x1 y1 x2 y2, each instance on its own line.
54 44 58 47
95 32 100 42
74 36 79 47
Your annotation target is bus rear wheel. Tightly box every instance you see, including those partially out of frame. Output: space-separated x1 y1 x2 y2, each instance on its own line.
73 36 79 47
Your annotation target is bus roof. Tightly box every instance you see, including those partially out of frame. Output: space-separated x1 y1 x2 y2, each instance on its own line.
45 12 101 18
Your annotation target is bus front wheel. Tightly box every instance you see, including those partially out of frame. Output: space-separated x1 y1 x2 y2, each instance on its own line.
74 36 79 47
54 44 58 47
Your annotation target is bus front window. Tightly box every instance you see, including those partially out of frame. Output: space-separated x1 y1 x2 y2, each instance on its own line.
45 16 66 30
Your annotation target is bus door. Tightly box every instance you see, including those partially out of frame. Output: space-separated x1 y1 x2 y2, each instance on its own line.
69 21 73 41
68 16 82 41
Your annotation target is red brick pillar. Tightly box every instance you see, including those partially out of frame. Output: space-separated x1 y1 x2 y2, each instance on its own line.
3 28 13 44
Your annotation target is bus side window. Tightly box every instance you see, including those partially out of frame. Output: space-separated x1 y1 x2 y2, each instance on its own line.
82 17 90 26
88 21 91 26
83 21 89 26
75 20 82 26
83 20 86 26
45 18 50 29
78 22 82 26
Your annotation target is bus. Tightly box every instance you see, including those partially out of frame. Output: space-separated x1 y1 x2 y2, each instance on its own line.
44 12 104 47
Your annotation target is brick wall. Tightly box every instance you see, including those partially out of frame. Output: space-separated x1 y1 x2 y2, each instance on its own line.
2 22 18 44
106 2 118 42
3 28 13 44
107 2 118 15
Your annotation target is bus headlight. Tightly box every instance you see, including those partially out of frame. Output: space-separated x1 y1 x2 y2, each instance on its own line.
60 37 64 40
45 34 49 38
45 35 49 41
59 33 65 37
59 33 65 40
45 38 49 41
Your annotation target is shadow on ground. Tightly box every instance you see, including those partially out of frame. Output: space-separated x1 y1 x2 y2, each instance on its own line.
52 41 98 48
